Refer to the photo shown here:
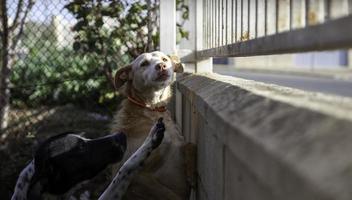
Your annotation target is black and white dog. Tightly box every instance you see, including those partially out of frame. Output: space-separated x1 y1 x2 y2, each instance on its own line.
11 118 165 200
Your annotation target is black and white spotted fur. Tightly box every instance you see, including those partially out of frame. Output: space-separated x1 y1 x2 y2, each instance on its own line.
11 118 165 200
11 161 35 200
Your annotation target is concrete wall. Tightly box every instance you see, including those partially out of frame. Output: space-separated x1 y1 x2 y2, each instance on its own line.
176 73 352 200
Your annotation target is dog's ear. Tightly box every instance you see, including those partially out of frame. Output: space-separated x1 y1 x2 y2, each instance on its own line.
114 65 132 90
168 55 184 73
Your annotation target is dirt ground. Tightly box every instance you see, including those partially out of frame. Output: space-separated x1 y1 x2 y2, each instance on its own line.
0 104 116 199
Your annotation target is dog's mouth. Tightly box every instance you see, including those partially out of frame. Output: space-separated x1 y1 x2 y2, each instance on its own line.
154 72 170 82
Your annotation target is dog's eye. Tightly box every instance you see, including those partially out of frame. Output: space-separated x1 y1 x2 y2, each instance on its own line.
140 60 149 67
162 57 168 62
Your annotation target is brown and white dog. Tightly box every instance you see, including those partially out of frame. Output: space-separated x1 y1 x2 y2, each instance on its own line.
110 51 190 200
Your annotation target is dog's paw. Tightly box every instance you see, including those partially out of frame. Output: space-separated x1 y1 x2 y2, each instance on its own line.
151 118 165 149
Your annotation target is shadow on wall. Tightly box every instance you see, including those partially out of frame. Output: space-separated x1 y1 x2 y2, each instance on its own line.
213 58 229 65
294 50 348 69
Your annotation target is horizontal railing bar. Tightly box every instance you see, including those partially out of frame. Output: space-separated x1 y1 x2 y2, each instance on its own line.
180 52 196 63
195 15 352 60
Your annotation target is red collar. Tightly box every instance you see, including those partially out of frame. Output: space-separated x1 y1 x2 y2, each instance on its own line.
127 96 167 112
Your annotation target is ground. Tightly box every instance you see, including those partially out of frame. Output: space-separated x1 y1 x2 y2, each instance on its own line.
0 104 116 199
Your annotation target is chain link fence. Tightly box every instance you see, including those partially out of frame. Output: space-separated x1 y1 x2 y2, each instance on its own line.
3 0 118 136
0 0 162 198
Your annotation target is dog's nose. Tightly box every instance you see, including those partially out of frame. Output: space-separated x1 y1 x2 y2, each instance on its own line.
155 63 166 71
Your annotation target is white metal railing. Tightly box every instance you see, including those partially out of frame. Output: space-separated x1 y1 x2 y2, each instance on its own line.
160 1 352 70
197 0 352 59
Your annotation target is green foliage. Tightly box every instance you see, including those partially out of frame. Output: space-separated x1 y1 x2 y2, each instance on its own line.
65 0 159 70
176 0 190 41
10 45 116 108
22 21 57 48
65 0 189 68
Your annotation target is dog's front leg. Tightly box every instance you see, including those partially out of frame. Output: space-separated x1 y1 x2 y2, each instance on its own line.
11 160 35 200
99 118 165 200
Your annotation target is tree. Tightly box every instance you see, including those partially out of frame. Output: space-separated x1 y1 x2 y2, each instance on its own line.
65 0 157 87
0 0 35 130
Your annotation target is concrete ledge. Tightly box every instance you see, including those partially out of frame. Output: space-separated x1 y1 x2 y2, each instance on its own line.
176 73 352 200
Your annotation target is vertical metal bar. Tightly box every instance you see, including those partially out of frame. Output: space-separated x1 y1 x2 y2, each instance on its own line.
214 0 216 47
206 0 209 48
275 0 279 33
209 0 211 48
206 0 210 49
213 0 215 48
207 0 209 48
349 0 352 14
219 0 221 46
214 0 217 47
221 0 227 45
241 0 243 40
210 0 215 48
217 0 219 46
248 0 250 38
255 0 258 38
160 0 176 55
215 0 218 47
289 0 293 30
211 0 213 47
225 0 228 45
221 0 224 46
220 0 222 46
264 0 267 35
203 0 209 49
198 0 205 51
305 0 309 27
231 0 234 43
324 0 331 21
208 0 211 48
235 0 238 42
206 0 208 48
218 0 221 46
209 0 214 48
203 0 206 49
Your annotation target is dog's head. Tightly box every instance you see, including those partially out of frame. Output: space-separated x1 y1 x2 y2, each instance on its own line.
114 51 184 92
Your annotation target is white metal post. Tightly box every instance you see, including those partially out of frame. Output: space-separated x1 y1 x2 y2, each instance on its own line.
178 0 197 73
160 0 181 127
160 0 176 55
196 0 213 73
